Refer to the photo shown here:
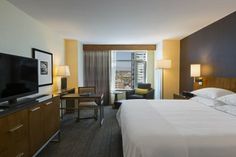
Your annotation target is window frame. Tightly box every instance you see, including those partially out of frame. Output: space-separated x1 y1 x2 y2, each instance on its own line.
112 50 147 90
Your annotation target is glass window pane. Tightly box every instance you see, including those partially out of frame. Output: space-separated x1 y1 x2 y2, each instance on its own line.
111 51 147 90
116 52 132 60
115 61 132 89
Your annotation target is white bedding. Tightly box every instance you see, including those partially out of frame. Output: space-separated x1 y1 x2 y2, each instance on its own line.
117 99 236 157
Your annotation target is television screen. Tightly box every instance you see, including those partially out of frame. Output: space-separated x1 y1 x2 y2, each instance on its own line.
0 53 38 103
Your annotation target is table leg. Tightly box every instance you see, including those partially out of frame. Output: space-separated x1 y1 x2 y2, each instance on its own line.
114 93 118 102
99 100 104 127
76 99 80 122
60 100 62 119
60 99 65 119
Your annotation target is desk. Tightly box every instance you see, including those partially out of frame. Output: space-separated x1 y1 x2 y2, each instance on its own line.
53 88 76 116
61 93 104 126
53 88 76 96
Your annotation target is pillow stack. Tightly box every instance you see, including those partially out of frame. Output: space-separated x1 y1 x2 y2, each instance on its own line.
191 87 234 99
190 87 236 116
190 88 234 107
215 94 236 116
217 94 236 106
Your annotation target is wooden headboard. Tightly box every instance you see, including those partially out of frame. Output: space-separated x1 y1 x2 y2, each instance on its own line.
193 77 236 92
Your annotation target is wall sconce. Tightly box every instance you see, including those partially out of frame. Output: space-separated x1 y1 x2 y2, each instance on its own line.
190 64 203 85
57 65 70 90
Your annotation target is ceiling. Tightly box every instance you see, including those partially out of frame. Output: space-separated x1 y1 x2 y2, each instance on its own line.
7 0 236 44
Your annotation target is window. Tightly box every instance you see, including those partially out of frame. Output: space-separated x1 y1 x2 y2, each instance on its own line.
111 51 147 90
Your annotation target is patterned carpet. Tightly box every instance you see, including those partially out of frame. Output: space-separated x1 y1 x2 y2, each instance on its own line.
38 106 123 157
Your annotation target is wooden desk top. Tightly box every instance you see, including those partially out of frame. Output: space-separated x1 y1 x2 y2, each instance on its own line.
53 88 76 96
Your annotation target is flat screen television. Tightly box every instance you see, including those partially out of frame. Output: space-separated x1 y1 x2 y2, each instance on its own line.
0 52 38 104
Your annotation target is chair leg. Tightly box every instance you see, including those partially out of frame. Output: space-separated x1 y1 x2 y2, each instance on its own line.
76 109 80 122
94 108 98 121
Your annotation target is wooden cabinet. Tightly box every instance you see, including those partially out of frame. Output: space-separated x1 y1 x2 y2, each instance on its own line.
29 96 60 156
29 104 44 156
42 98 60 141
0 96 60 157
29 97 60 156
0 109 29 157
0 115 9 157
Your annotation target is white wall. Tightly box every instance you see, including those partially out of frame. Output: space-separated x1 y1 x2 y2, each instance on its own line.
0 0 64 94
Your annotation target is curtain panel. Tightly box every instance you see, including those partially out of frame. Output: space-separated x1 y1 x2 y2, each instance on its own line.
84 51 111 105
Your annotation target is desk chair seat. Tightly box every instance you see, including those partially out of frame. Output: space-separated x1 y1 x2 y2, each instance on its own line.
79 101 97 107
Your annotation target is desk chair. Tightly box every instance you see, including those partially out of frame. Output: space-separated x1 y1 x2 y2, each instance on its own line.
77 86 98 121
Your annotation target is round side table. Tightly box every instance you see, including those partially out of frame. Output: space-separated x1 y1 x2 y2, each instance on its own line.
111 91 123 109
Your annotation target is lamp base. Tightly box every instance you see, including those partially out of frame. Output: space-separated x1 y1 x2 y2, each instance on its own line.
61 77 67 90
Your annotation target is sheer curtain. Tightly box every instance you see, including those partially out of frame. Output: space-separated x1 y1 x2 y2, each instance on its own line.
84 51 111 105
110 51 116 91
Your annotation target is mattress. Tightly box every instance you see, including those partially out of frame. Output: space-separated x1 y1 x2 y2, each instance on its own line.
116 99 236 157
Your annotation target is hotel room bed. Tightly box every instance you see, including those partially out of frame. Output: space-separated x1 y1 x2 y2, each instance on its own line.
117 99 236 157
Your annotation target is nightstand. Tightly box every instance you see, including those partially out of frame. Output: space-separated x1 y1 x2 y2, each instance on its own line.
173 93 189 99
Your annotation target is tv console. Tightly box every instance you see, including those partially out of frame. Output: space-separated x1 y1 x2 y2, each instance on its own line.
0 94 51 109
0 97 37 108
33 94 50 99
0 95 60 157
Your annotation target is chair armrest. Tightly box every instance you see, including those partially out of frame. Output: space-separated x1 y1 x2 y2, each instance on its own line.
144 89 155 99
126 90 135 99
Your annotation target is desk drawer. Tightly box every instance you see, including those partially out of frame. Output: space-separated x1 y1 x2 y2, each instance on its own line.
6 109 29 157
0 116 8 155
7 109 28 141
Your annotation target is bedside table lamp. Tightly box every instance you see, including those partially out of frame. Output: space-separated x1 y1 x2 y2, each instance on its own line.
156 59 172 98
190 64 202 85
57 65 70 90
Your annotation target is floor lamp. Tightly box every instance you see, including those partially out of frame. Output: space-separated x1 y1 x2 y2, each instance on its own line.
57 65 70 90
156 59 172 99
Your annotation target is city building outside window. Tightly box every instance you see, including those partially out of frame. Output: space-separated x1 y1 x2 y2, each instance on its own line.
111 51 147 90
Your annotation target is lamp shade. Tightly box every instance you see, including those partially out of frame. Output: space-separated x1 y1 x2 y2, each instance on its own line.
190 64 201 77
57 65 70 77
156 59 172 69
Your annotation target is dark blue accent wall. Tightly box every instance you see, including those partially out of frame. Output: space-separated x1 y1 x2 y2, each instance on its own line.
180 11 236 92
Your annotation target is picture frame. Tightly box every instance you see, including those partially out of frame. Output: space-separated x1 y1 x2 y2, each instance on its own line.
32 48 53 87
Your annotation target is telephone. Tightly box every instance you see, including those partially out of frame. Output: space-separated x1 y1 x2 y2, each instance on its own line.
182 91 195 98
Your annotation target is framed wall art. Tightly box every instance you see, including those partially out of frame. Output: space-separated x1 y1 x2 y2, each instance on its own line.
32 48 53 87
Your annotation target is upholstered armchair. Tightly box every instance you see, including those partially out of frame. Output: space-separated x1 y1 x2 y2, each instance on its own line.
126 83 155 99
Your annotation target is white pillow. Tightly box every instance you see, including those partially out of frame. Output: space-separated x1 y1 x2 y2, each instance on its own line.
215 105 236 116
191 87 234 99
190 96 224 107
217 94 236 106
